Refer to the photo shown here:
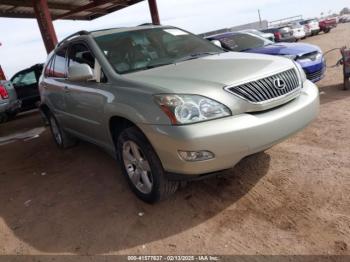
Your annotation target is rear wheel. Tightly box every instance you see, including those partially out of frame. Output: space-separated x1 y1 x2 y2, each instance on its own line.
48 112 77 149
117 126 179 203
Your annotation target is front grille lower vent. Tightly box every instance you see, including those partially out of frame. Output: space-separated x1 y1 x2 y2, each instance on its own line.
306 69 324 82
225 69 300 103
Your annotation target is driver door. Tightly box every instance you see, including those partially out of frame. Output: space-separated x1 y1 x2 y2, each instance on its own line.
64 42 110 146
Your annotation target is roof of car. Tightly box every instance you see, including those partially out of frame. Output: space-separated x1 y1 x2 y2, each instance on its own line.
55 25 170 49
90 25 170 37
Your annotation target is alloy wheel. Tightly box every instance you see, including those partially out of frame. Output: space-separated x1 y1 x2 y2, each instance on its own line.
122 140 153 194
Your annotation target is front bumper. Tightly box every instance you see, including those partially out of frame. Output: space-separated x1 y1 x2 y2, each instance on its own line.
141 81 319 176
294 32 306 39
298 58 326 83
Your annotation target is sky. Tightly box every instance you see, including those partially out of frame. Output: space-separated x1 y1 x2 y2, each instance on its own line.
0 0 348 78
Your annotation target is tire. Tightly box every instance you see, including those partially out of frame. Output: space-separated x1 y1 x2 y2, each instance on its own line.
48 112 77 149
324 28 331 33
117 126 179 203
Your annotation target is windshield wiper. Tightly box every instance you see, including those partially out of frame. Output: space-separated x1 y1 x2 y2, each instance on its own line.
175 52 221 62
145 62 174 69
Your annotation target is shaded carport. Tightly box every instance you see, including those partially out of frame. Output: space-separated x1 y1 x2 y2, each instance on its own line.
0 0 160 78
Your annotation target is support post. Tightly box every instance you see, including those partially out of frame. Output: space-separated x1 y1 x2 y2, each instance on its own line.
32 0 58 53
0 65 6 80
148 0 160 25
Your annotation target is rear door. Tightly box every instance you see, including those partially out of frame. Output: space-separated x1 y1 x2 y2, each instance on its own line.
42 46 70 125
11 68 40 110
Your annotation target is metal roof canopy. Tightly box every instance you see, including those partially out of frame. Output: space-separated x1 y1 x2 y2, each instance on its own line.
0 0 160 54
0 0 146 21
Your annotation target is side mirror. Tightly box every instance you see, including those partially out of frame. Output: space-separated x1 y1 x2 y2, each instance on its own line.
211 40 222 48
68 64 94 82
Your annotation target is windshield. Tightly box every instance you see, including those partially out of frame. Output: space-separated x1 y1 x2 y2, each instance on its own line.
215 33 273 52
94 27 223 74
290 23 302 29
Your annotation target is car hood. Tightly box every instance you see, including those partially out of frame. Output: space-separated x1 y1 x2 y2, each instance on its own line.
246 42 321 57
124 51 295 94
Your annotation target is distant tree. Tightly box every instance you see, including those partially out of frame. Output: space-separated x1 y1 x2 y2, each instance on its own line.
340 7 350 15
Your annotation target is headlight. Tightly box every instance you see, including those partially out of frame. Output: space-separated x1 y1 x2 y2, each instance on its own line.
297 52 323 63
293 61 307 84
315 52 323 60
154 94 231 125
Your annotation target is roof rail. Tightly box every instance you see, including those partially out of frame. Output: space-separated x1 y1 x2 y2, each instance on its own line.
56 30 90 49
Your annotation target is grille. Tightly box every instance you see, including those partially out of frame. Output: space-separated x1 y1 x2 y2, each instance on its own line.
226 69 300 103
306 69 324 82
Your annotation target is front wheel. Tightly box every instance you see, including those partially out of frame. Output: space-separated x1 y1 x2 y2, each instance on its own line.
117 126 179 203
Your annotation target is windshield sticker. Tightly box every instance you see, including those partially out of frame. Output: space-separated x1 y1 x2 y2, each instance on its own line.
164 29 188 36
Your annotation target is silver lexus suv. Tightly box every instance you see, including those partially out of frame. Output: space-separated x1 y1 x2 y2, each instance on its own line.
39 25 319 203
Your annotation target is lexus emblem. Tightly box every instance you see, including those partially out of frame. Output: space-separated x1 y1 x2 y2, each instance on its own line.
273 78 286 90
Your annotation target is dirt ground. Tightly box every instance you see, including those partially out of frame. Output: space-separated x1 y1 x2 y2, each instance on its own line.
0 24 349 256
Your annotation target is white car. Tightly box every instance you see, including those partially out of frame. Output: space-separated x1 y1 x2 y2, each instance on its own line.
289 22 306 40
340 15 350 23
300 19 320 36
39 26 319 202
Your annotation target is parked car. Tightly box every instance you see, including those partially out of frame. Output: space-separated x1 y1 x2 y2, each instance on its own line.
302 23 312 37
10 64 43 112
206 32 326 83
39 26 319 203
240 29 275 42
319 18 337 33
289 22 306 40
0 80 21 123
300 19 320 36
339 15 350 23
262 26 296 42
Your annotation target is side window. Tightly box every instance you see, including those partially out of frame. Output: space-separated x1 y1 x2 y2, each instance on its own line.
20 71 37 85
68 43 107 83
11 74 23 85
12 71 37 86
52 48 67 78
68 43 95 69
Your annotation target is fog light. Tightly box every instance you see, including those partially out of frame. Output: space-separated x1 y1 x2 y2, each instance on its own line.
178 150 215 162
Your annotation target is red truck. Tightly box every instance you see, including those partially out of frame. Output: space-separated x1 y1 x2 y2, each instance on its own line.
319 18 337 33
